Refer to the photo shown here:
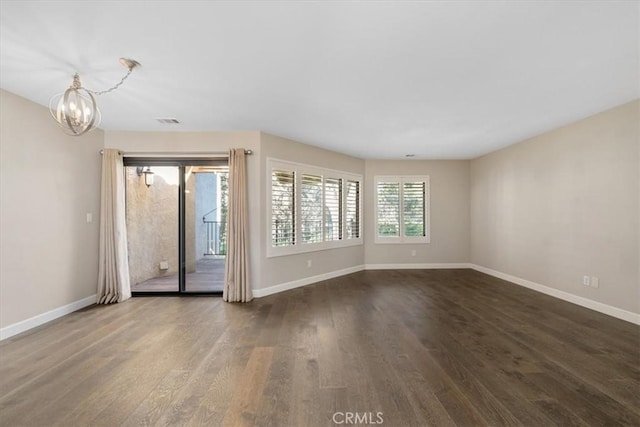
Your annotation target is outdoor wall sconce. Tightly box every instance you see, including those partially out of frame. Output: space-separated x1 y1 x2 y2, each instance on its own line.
136 167 154 187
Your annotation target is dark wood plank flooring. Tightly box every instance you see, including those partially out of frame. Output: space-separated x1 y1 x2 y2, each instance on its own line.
1 269 638 426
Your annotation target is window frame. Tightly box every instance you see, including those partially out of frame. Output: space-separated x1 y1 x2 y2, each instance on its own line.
267 158 363 257
374 175 430 244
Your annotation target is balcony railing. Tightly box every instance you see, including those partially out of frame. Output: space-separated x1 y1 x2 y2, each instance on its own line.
204 221 226 256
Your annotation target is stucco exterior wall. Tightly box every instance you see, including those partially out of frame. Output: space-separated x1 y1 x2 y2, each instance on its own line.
125 167 180 286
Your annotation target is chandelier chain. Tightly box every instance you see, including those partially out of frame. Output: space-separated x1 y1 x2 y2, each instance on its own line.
87 67 134 96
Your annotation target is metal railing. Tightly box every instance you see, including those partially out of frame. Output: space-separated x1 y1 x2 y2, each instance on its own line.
204 221 226 255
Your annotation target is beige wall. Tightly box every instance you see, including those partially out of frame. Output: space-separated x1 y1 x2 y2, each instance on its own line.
470 100 639 314
260 133 366 288
364 160 471 265
104 131 262 288
0 90 103 329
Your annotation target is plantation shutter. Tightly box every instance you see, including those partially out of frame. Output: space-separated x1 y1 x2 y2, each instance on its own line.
346 180 360 239
324 178 342 241
376 181 400 237
300 174 323 244
403 181 426 237
271 169 295 247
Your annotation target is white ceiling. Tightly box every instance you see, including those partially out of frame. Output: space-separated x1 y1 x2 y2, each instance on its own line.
1 1 638 159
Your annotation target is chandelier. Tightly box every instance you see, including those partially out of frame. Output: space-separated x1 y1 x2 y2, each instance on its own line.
49 58 140 136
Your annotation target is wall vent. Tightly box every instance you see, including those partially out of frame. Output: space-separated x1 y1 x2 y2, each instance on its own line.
155 118 180 124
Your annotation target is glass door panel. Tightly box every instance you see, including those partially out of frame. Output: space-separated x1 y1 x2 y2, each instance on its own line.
185 166 228 292
125 166 179 292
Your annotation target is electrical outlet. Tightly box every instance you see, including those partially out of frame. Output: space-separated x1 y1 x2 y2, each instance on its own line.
159 261 169 270
307 260 312 268
86 213 93 223
411 250 416 257
591 277 599 288
583 276 590 286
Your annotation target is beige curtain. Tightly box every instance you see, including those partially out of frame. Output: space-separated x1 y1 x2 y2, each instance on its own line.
97 149 131 304
224 148 252 302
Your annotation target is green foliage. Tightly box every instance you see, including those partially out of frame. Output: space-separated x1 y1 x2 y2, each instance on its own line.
404 223 424 237
378 223 398 236
219 173 228 254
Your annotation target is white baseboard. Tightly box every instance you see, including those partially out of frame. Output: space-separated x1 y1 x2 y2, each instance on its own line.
471 264 640 325
253 263 469 298
0 294 97 341
365 263 471 270
253 265 365 298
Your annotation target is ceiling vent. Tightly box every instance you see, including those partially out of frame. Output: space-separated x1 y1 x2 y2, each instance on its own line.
156 118 180 124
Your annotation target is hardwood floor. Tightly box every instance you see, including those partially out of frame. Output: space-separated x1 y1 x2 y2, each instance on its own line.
1 269 638 426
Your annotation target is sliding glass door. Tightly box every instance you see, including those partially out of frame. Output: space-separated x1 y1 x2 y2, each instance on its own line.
124 158 228 295
184 166 228 292
125 166 180 292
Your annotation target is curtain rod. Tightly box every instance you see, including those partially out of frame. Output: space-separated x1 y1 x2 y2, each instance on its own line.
99 149 253 156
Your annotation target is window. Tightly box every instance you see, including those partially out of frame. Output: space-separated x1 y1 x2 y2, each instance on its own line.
324 178 342 241
301 174 323 244
345 180 360 239
403 181 426 237
376 181 400 237
271 169 295 247
375 176 429 243
268 159 362 256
